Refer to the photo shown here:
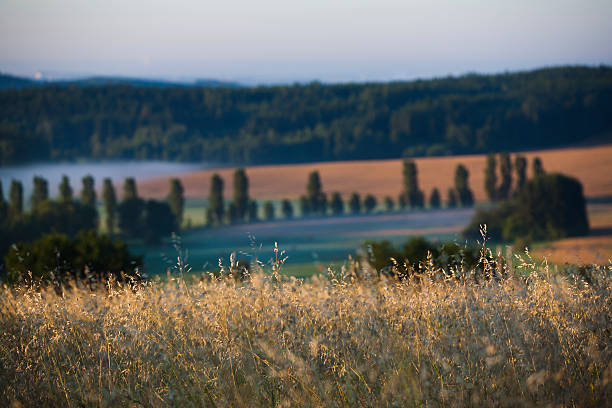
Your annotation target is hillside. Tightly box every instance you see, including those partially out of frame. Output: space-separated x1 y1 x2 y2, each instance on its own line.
1 66 612 165
138 144 612 201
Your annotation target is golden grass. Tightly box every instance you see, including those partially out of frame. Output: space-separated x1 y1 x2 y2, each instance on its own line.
1 257 611 407
139 144 612 201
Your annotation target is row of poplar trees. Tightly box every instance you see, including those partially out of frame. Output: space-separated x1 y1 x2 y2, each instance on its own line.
484 153 545 201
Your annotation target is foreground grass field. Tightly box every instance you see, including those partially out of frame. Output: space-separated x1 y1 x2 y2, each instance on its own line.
1 256 611 407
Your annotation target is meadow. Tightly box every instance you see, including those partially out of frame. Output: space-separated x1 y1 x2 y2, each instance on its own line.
1 252 610 407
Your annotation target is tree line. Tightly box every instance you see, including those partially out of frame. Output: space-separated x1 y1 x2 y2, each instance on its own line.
1 66 611 166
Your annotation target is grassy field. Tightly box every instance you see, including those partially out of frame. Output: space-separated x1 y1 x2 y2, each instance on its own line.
139 144 612 201
1 261 610 407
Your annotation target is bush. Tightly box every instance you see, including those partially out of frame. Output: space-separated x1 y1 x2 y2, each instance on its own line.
464 173 589 242
3 230 142 284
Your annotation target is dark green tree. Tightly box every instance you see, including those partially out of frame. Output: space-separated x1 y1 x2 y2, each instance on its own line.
167 178 185 229
429 188 441 209
349 192 361 214
143 200 176 244
118 178 144 237
81 175 96 207
103 178 117 235
514 155 527 192
58 175 73 203
384 196 394 212
207 174 224 226
9 180 23 219
31 176 49 209
398 193 407 210
364 194 377 213
233 168 249 221
247 200 258 222
402 160 424 208
306 171 326 215
533 157 545 177
447 188 457 208
454 164 474 207
484 153 497 201
497 153 513 200
123 177 138 201
299 195 310 217
281 199 293 219
330 192 344 215
263 201 275 220
0 181 7 224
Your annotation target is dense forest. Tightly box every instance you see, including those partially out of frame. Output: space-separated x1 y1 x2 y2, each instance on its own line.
1 66 611 165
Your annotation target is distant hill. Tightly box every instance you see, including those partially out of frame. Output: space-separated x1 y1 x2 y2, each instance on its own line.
1 65 611 166
0 73 242 90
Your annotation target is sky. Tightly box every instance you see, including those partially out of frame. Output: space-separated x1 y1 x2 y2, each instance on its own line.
1 0 612 84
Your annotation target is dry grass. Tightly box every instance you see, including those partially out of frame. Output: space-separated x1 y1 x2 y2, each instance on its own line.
1 253 611 407
139 144 612 201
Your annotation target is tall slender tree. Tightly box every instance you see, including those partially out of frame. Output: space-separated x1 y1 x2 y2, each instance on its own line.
447 188 457 208
514 155 527 192
103 178 117 235
330 192 344 215
233 168 249 221
59 175 73 203
9 180 23 219
364 194 377 213
0 181 7 223
263 201 275 220
532 157 545 177
81 175 96 207
402 160 424 208
429 188 441 209
281 199 293 219
349 192 361 214
31 175 49 209
306 171 326 215
123 178 138 201
497 153 513 200
207 174 224 226
454 164 474 206
484 153 497 201
118 178 143 237
247 200 258 222
384 196 394 212
167 178 185 229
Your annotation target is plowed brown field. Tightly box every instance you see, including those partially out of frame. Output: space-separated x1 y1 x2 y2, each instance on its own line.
139 144 612 201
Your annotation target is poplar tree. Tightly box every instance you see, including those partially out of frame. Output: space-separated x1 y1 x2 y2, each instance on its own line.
447 188 457 208
349 192 361 214
514 155 527 192
123 178 138 201
429 188 441 209
31 175 49 209
533 157 545 177
263 201 275 220
281 199 293 219
497 153 512 200
454 164 474 206
385 196 394 212
402 160 424 208
9 180 23 219
233 168 249 221
247 200 258 222
81 175 96 207
207 174 224 226
59 175 73 203
364 194 377 213
331 192 344 215
0 181 7 223
306 171 326 215
484 153 497 201
103 178 117 235
167 178 185 228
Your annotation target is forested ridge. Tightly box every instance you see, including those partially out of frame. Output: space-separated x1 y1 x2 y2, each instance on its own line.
1 66 611 165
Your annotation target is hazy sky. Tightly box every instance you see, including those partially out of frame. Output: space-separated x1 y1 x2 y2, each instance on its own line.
1 0 611 84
